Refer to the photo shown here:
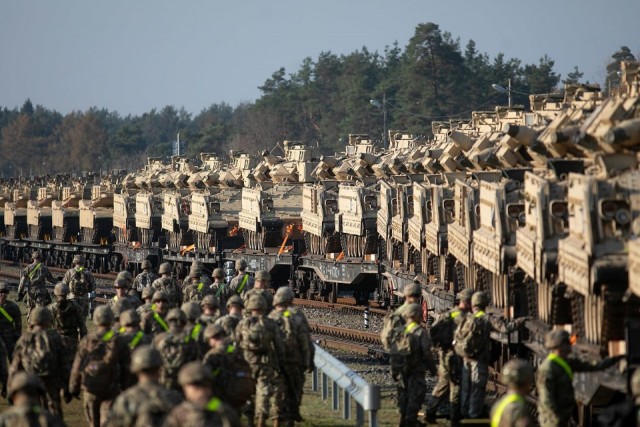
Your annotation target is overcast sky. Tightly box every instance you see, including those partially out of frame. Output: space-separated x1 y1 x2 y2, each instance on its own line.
1 0 638 116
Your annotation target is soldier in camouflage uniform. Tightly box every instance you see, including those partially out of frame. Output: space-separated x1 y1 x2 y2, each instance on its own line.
165 361 241 427
132 259 158 296
215 294 244 340
242 270 273 314
137 286 155 317
141 291 171 337
236 294 285 427
116 270 134 288
489 358 534 427
536 330 622 427
0 372 64 427
211 267 233 314
181 261 212 289
118 309 151 353
182 301 207 356
111 298 134 333
62 254 96 317
269 286 312 426
229 259 254 296
17 251 55 317
70 306 131 427
105 346 183 427
152 262 182 309
107 278 137 313
200 294 222 325
47 283 87 371
425 288 473 424
381 283 423 347
152 308 199 391
0 282 22 359
394 303 437 427
183 269 214 304
10 307 69 418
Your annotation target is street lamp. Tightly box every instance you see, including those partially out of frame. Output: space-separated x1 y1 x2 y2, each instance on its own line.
492 79 529 108
370 93 387 148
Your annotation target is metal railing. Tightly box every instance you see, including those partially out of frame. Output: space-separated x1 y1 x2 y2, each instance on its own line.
311 344 381 427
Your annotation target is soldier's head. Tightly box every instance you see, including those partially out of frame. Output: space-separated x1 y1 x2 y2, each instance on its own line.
0 282 10 303
181 302 202 323
28 307 53 329
402 303 423 323
113 278 130 297
120 309 141 332
226 294 244 315
152 291 169 314
141 260 152 271
403 282 422 304
159 262 172 276
544 330 572 357
204 323 226 349
502 358 534 393
254 270 270 290
190 260 203 271
166 308 187 331
32 251 42 261
130 345 163 381
112 298 133 322
212 268 225 283
200 295 219 316
53 282 69 303
93 306 114 328
246 294 267 315
632 368 640 400
471 291 489 311
141 286 154 302
189 270 200 282
273 286 294 309
178 362 214 403
7 372 45 405
72 254 85 266
117 270 133 288
235 259 247 273
457 288 474 311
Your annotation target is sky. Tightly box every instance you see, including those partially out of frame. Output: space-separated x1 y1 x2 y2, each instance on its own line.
1 0 638 116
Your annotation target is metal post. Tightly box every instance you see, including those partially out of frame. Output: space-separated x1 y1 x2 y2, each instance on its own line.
332 380 339 411
311 367 318 391
369 410 379 427
382 92 387 149
508 78 512 108
364 307 370 329
322 372 328 401
356 403 365 426
343 388 351 419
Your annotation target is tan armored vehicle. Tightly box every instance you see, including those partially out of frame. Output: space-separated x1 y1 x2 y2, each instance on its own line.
51 182 88 243
79 183 115 244
113 191 137 244
26 187 57 240
301 181 341 255
334 180 378 258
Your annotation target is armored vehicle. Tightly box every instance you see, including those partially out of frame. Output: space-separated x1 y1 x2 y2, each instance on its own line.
301 181 341 255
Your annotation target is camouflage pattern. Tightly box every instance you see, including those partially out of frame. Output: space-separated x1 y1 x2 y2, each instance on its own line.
152 329 199 391
47 298 87 369
183 278 213 304
229 272 254 296
0 339 8 398
133 270 159 293
137 302 153 318
151 276 183 309
489 393 533 427
0 296 22 358
182 273 212 290
62 266 96 316
141 309 170 337
211 278 234 313
164 399 241 427
214 313 242 340
18 260 55 312
242 288 273 314
106 381 183 427
0 402 64 426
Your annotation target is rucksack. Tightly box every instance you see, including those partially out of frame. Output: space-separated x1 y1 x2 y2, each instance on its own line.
453 312 486 359
82 332 118 397
157 333 192 378
134 388 178 427
381 311 404 352
69 269 89 295
22 331 54 376
388 323 417 376
221 346 256 408
430 310 461 349
243 317 271 353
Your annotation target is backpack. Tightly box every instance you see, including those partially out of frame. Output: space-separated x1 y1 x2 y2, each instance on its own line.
430 310 460 349
157 333 192 378
82 333 118 397
243 317 271 353
221 347 256 408
134 388 178 427
388 323 415 376
22 331 54 376
453 312 485 359
69 269 88 295
380 311 404 352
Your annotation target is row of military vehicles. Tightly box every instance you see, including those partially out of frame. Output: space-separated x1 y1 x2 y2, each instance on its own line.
2 61 640 423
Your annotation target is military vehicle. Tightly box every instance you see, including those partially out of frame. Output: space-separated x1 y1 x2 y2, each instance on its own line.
301 180 340 255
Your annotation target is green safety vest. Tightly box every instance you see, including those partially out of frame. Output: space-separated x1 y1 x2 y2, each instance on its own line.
28 263 42 280
491 393 523 427
236 274 249 294
153 312 169 332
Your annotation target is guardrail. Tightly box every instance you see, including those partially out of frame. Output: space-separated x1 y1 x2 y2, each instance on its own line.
311 344 381 427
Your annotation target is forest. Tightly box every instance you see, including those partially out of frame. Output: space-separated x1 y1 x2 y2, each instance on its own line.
0 22 635 177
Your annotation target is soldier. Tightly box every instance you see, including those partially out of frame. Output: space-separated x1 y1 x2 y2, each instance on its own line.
215 294 244 339
393 303 437 427
425 288 474 425
70 305 131 427
111 298 134 332
47 283 87 370
242 270 273 313
181 261 212 289
137 286 155 317
0 372 64 426
183 270 213 304
132 259 159 295
536 330 623 427
10 307 69 418
106 346 183 427
269 286 312 426
200 294 222 325
0 281 22 359
152 308 199 391
118 309 152 353
229 259 254 296
182 301 207 355
116 270 134 288
62 254 96 317
152 262 182 309
457 291 527 420
17 251 55 316
211 267 233 313
141 291 171 337
236 294 285 427
164 361 241 427
108 278 136 313
488 358 535 427
381 282 422 357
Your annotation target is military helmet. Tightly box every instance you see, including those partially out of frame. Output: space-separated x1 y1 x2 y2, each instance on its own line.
130 345 163 373
189 270 200 279
159 262 172 275
0 282 9 293
200 294 219 308
457 288 474 304
8 372 44 399
141 287 154 300
235 259 247 270
152 290 169 303
181 302 202 321
226 294 244 308
72 254 84 264
54 282 69 296
32 251 42 260
114 278 129 289
213 268 225 278
502 358 534 388
117 270 133 286
120 309 140 327
402 303 423 320
112 298 133 318
142 260 152 270
246 294 267 311
274 286 294 305
255 270 270 281
631 368 640 398
29 307 53 326
471 291 489 308
93 305 115 326
544 330 571 350
178 361 214 387
403 283 422 298
166 308 186 324
203 323 225 340
190 260 203 270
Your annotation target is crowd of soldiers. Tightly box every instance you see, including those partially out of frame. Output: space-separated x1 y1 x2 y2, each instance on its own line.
383 283 637 427
0 254 313 427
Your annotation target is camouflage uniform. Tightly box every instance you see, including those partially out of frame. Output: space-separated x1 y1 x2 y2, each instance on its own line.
47 284 88 370
0 372 64 427
489 359 534 427
133 263 159 293
0 282 22 358
118 310 152 352
183 276 214 304
152 276 183 309
136 287 155 318
62 262 96 317
242 288 273 314
140 291 171 337
215 312 243 341
18 254 55 314
0 338 8 398
211 268 233 314
182 302 207 356
229 260 254 297
182 271 212 290
200 294 223 325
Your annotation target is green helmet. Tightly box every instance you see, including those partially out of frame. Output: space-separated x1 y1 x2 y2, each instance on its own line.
178 361 213 386
117 270 133 283
120 309 140 327
235 259 247 270
403 283 421 298
457 288 474 304
203 323 225 340
226 295 244 308
200 294 219 308
255 270 270 281
130 345 163 374
471 291 489 308
113 278 129 289
274 286 294 305
190 260 203 270
165 308 186 324
54 282 69 296
29 307 53 326
213 268 225 278
544 330 571 350
112 298 133 318
502 358 534 388
152 290 169 303
246 294 266 312
159 262 172 275
93 306 114 326
141 287 155 300
142 260 152 270
72 254 84 265
32 251 42 260
631 368 640 398
402 303 422 320
181 302 202 321
8 372 44 399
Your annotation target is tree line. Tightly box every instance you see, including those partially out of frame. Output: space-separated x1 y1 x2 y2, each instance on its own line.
0 22 634 177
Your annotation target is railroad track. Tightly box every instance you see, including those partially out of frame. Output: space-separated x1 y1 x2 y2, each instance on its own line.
293 298 387 317
0 260 118 281
309 322 386 357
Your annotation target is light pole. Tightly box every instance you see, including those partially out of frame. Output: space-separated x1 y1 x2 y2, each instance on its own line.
607 70 622 96
370 93 387 148
492 79 529 108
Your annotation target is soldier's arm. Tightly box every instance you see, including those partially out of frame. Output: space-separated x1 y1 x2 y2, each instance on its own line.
420 330 437 373
77 307 88 338
537 366 563 417
488 315 519 334
295 317 311 370
10 304 21 339
17 270 29 296
62 270 71 284
569 355 623 373
273 322 286 369
54 333 71 391
69 341 85 395
8 338 24 377
87 272 96 292
44 267 56 284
